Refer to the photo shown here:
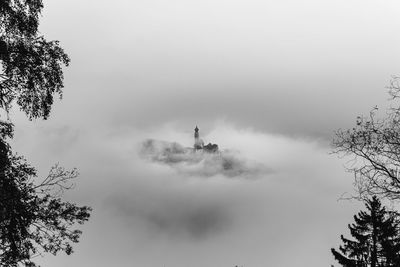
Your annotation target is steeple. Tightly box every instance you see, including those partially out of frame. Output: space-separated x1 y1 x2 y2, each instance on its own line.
194 126 203 149
192 126 219 153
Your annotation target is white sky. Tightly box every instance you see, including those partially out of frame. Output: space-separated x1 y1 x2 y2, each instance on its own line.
8 0 400 266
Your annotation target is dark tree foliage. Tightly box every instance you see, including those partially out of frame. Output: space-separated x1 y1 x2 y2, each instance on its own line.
333 77 400 201
0 1 91 266
0 126 91 267
331 196 400 267
0 0 70 119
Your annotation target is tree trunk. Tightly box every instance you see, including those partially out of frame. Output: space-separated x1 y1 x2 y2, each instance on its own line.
371 207 377 267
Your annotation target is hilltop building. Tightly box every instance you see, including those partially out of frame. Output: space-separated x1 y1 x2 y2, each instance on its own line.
193 126 218 153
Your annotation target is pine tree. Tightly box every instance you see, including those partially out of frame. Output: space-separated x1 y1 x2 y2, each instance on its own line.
331 196 400 267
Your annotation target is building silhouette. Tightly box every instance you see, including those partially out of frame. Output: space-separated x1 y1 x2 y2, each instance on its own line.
193 126 218 153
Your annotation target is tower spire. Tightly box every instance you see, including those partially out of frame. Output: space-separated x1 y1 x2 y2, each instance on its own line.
194 125 199 140
194 126 202 149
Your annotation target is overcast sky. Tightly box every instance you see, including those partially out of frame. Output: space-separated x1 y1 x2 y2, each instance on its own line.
8 0 400 266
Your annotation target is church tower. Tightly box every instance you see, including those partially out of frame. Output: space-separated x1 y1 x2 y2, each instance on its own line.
194 126 203 149
194 126 199 139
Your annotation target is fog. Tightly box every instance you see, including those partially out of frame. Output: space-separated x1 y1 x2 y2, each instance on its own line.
10 121 363 267
7 0 400 266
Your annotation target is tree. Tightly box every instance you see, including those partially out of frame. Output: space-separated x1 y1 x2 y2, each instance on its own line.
331 196 400 267
0 1 91 266
0 126 91 266
333 77 400 201
0 0 69 119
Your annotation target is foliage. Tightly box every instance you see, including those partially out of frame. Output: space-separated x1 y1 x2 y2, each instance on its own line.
331 196 400 267
0 1 91 266
0 0 70 119
333 77 400 201
0 127 91 267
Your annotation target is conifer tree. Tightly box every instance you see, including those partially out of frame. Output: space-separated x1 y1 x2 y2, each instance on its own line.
332 196 400 267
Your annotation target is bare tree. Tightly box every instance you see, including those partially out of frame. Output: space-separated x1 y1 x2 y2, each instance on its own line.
333 77 400 201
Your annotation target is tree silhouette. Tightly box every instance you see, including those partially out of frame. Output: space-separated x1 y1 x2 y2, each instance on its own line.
0 127 91 266
0 1 91 266
332 196 400 267
0 0 69 119
333 77 400 201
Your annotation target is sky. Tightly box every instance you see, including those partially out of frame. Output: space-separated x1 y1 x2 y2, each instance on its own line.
7 0 400 266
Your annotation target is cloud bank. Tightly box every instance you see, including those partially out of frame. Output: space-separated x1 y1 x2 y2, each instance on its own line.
108 191 232 240
16 121 361 267
139 138 269 178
